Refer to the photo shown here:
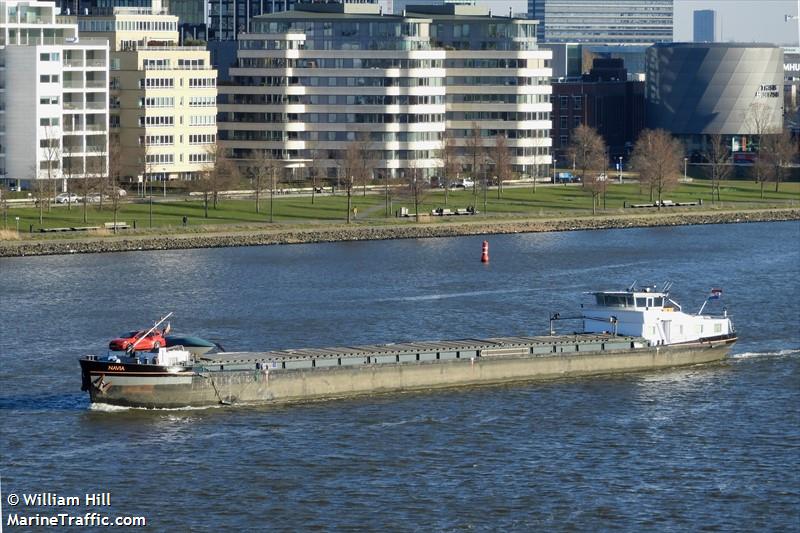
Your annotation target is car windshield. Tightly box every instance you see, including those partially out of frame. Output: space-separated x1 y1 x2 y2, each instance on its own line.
123 330 143 338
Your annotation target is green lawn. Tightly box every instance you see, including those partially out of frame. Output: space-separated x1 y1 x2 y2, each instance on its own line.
2 180 799 235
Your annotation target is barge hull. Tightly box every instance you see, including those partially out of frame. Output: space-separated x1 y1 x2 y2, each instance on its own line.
87 338 734 408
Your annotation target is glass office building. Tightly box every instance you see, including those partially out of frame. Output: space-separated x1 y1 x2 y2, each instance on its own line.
528 0 673 45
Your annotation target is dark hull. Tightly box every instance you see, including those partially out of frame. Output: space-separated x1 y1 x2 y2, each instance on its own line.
80 334 737 409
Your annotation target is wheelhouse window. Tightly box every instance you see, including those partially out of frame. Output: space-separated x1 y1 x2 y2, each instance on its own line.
595 294 633 307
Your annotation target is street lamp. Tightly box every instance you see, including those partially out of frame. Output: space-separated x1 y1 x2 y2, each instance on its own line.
617 156 623 183
684 157 688 181
552 157 557 183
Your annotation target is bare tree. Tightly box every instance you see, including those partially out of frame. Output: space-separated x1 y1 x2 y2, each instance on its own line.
568 124 607 214
466 122 484 199
440 131 459 206
746 103 777 199
247 149 272 214
107 135 124 233
630 129 684 209
405 160 428 223
31 167 49 225
492 133 513 199
356 134 376 197
703 134 731 202
40 126 61 213
200 142 239 213
761 128 796 193
339 140 369 224
195 143 238 219
266 158 282 223
62 138 80 211
308 149 326 205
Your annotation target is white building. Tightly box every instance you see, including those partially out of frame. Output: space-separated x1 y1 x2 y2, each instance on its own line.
0 0 109 189
219 1 552 180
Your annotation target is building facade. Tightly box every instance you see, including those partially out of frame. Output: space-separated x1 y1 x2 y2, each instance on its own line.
646 43 784 153
693 9 714 43
550 59 644 161
1 0 109 189
77 5 218 181
528 0 673 45
218 1 552 180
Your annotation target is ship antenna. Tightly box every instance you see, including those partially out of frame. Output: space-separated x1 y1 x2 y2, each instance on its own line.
662 281 673 293
627 280 637 292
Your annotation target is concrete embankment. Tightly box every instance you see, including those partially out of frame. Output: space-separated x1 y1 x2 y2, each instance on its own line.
1 208 798 257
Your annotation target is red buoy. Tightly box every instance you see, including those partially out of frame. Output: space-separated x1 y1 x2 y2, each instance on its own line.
481 240 489 263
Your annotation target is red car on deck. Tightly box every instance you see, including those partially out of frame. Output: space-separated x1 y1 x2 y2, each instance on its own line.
109 329 166 352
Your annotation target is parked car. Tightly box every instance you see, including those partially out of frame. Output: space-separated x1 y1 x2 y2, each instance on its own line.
554 172 579 183
55 192 80 203
108 329 167 352
453 178 475 188
86 193 106 203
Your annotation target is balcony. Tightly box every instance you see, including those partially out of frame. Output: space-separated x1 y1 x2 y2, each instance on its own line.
63 101 84 110
86 101 106 110
63 79 84 89
64 58 84 68
86 79 106 89
86 123 106 132
86 59 106 68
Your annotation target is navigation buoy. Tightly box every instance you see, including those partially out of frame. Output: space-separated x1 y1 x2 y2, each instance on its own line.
481 240 489 263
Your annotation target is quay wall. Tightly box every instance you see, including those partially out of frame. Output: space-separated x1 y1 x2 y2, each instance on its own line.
2 208 799 258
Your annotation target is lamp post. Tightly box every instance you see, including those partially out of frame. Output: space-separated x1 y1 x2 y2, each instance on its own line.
617 156 623 183
552 157 557 184
684 157 688 181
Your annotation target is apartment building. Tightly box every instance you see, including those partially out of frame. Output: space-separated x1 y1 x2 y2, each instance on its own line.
77 2 217 181
0 0 109 189
218 1 551 180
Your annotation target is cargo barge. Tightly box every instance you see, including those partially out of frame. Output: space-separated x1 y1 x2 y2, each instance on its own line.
79 284 737 408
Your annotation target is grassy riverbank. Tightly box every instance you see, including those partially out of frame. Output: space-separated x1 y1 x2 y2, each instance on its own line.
1 179 798 235
0 180 798 256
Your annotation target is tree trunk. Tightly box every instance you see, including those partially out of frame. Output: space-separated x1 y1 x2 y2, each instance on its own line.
444 184 448 206
255 183 260 214
760 180 764 199
204 192 209 218
347 189 352 224
270 187 274 223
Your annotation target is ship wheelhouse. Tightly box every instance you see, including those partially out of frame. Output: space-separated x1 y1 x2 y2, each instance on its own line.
581 284 734 346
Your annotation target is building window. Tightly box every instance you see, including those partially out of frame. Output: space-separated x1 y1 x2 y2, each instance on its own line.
146 154 175 164
560 135 568 147
560 115 568 129
573 116 581 128
188 78 216 87
189 134 216 144
574 96 582 110
140 78 175 89
190 115 216 126
559 95 568 109
139 116 175 127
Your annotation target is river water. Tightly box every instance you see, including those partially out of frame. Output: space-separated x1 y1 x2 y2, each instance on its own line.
1 221 798 531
